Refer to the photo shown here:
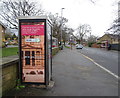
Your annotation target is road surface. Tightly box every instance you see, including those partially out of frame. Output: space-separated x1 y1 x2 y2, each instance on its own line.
76 47 118 76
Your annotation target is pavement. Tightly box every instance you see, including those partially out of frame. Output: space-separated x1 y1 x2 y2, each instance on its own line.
4 47 118 96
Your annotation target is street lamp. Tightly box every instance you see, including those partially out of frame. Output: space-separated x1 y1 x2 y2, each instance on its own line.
60 8 65 46
61 8 65 19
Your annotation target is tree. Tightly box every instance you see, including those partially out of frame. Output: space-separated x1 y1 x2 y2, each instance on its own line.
62 27 74 45
107 1 120 35
5 32 12 40
76 24 92 44
0 0 44 29
12 33 18 40
48 13 75 46
107 18 120 35
87 35 98 43
48 13 68 42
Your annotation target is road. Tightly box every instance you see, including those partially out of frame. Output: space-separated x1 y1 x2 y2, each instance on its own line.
4 47 118 96
76 47 118 76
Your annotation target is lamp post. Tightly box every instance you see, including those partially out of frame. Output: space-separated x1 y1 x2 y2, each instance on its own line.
60 8 65 47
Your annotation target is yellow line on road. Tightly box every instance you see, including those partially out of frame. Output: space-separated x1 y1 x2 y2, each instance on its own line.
80 52 119 79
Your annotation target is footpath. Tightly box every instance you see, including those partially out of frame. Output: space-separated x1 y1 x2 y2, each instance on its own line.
4 47 118 96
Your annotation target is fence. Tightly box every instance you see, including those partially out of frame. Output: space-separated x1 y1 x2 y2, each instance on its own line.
110 44 120 51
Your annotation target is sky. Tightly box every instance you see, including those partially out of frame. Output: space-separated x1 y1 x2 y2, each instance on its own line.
0 0 118 37
37 0 118 37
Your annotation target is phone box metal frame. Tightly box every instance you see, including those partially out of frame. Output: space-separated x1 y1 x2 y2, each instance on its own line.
18 16 52 86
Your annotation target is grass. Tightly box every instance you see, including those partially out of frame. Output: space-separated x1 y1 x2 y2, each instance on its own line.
1 46 59 57
1 47 18 57
64 45 70 48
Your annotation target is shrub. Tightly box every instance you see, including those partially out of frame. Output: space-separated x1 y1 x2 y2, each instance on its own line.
2 42 6 48
88 42 95 47
97 42 101 44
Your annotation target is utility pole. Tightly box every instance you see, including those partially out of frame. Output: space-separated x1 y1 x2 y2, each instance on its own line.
60 8 65 48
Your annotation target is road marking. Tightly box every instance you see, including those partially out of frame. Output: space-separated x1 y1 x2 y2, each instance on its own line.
80 53 119 79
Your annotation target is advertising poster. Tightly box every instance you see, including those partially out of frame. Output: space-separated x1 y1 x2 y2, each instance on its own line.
21 22 45 83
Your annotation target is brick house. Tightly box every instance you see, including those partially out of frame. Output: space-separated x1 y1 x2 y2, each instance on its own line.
97 34 120 50
0 21 6 47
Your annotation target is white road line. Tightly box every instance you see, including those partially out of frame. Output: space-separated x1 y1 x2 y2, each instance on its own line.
80 53 119 79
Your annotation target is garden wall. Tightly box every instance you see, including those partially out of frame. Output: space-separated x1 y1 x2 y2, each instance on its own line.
1 47 59 96
1 58 19 96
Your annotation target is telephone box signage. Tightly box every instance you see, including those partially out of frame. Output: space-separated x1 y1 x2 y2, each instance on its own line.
25 38 40 42
21 22 45 83
21 25 44 35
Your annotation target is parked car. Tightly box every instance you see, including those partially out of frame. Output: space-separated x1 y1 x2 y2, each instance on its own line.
76 44 83 49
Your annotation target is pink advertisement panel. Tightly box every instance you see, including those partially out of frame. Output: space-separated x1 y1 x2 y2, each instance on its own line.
21 25 44 35
21 22 45 83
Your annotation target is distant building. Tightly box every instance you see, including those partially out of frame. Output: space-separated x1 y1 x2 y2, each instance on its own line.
0 21 6 41
97 34 120 50
0 21 6 47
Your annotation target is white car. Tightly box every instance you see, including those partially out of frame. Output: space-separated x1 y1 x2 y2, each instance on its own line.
76 44 83 49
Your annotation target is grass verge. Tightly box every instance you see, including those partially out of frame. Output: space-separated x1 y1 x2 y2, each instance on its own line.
64 46 70 49
1 47 18 57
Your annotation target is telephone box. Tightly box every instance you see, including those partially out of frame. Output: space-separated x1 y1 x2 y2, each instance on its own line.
18 16 52 85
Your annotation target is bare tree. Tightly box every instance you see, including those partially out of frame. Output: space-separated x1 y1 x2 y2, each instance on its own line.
48 13 68 42
107 18 120 34
89 0 96 4
0 0 44 29
87 35 98 43
62 27 74 45
106 1 120 35
76 24 92 44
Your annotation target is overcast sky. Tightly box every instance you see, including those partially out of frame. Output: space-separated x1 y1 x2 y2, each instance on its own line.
38 0 118 37
0 0 118 37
